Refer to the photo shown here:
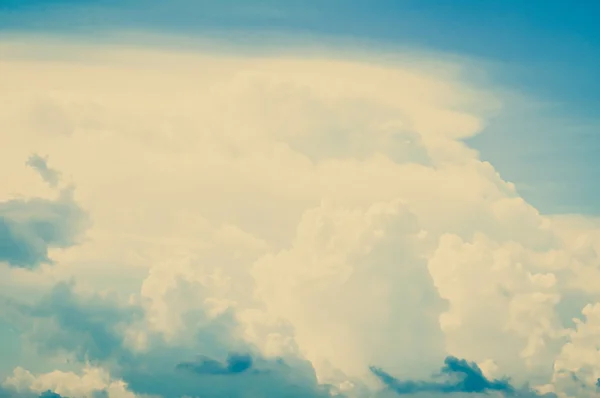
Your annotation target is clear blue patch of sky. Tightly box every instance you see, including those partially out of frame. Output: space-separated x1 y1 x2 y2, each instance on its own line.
1 0 599 215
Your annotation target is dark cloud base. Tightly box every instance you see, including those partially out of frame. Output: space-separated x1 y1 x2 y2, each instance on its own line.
0 387 63 398
1 281 559 398
371 356 557 397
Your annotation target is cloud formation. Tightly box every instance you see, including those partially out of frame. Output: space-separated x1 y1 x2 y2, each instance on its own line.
2 280 335 398
1 385 64 398
1 39 600 398
176 353 254 375
371 356 556 397
25 155 61 189
0 157 88 269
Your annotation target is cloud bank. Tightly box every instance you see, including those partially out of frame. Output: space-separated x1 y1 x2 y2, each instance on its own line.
1 38 600 398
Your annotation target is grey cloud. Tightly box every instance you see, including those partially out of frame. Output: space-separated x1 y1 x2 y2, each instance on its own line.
6 280 570 398
29 281 143 362
12 282 337 398
0 156 89 269
176 353 255 375
0 192 89 269
25 155 61 188
38 392 63 398
371 356 557 397
0 387 64 398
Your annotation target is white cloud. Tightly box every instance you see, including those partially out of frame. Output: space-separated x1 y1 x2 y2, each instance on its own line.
251 198 447 384
0 38 599 397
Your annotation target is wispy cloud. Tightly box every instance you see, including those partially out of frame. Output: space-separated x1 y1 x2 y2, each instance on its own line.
25 155 61 188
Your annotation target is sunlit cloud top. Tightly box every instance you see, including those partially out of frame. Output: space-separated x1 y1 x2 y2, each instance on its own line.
2 0 599 214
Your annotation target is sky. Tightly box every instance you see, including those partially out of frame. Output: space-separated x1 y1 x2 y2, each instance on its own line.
1 2 600 398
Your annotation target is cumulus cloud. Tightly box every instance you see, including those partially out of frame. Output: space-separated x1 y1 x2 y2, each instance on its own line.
1 38 600 398
0 157 88 269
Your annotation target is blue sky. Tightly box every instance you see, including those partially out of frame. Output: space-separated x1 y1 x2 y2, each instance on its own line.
1 0 599 215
